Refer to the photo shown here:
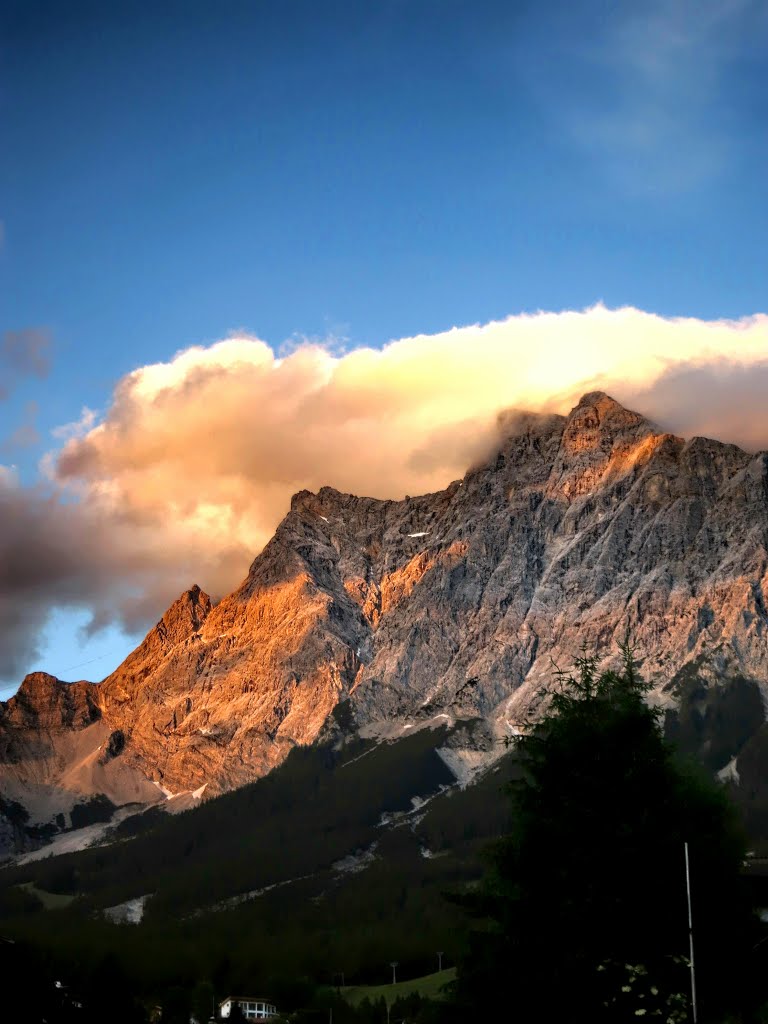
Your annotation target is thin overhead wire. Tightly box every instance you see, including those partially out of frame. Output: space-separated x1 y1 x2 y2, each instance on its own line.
56 651 118 676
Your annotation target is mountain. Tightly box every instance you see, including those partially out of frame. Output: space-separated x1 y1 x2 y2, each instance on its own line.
3 391 768 855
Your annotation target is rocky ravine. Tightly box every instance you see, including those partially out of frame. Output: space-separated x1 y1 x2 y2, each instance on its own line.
3 392 768 850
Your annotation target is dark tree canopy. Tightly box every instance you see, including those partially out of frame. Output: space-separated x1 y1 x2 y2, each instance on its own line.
451 648 759 1023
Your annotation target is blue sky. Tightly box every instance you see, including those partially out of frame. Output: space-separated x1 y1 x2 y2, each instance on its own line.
1 0 768 698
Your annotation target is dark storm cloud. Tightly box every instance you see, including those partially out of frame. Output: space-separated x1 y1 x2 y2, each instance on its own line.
0 471 250 684
0 481 112 679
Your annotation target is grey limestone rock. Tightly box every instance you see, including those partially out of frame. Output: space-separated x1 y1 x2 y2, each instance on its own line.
3 392 768 823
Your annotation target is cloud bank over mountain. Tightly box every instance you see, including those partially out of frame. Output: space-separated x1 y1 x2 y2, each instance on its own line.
2 304 768 683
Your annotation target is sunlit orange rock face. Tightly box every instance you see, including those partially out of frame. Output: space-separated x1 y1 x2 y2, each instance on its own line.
3 391 768 821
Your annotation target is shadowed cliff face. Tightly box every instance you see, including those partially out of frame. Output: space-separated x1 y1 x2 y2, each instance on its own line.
3 392 768 821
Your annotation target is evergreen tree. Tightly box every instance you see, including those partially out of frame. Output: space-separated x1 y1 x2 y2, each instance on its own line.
86 952 148 1024
191 980 215 1024
161 985 192 1024
450 647 759 1023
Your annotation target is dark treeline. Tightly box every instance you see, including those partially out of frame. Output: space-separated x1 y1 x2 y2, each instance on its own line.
0 722 520 1020
4 657 768 1022
3 723 456 910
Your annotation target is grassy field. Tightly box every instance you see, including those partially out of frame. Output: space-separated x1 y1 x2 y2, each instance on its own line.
17 882 77 910
340 968 456 1008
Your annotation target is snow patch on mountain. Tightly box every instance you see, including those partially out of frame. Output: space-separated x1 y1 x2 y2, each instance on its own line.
332 842 378 875
718 757 740 785
103 895 149 924
437 746 497 788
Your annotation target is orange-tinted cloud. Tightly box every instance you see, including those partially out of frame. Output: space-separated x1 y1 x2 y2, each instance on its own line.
3 304 768 683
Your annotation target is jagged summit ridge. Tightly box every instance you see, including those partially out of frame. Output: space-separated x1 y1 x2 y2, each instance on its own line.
104 584 212 696
3 392 768 828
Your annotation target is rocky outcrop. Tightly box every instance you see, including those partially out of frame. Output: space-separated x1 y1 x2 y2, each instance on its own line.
0 673 100 737
0 593 212 849
3 392 768 835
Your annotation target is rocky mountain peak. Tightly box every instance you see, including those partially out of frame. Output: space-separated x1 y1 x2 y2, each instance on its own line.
15 670 61 696
1 672 100 731
101 586 212 702
158 584 212 643
546 391 666 500
290 485 346 519
562 390 657 445
290 488 319 514
4 391 768 836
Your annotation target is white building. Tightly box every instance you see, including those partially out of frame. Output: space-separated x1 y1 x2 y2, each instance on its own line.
218 996 278 1020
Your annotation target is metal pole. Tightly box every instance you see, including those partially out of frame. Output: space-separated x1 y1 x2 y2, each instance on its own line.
684 841 698 1024
437 951 443 973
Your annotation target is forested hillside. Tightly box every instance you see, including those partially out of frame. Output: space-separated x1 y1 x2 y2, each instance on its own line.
0 721 519 1009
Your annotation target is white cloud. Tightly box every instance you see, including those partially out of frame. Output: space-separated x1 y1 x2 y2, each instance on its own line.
51 406 98 442
56 301 768 563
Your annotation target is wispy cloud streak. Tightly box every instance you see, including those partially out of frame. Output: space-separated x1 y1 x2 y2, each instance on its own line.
515 0 767 194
